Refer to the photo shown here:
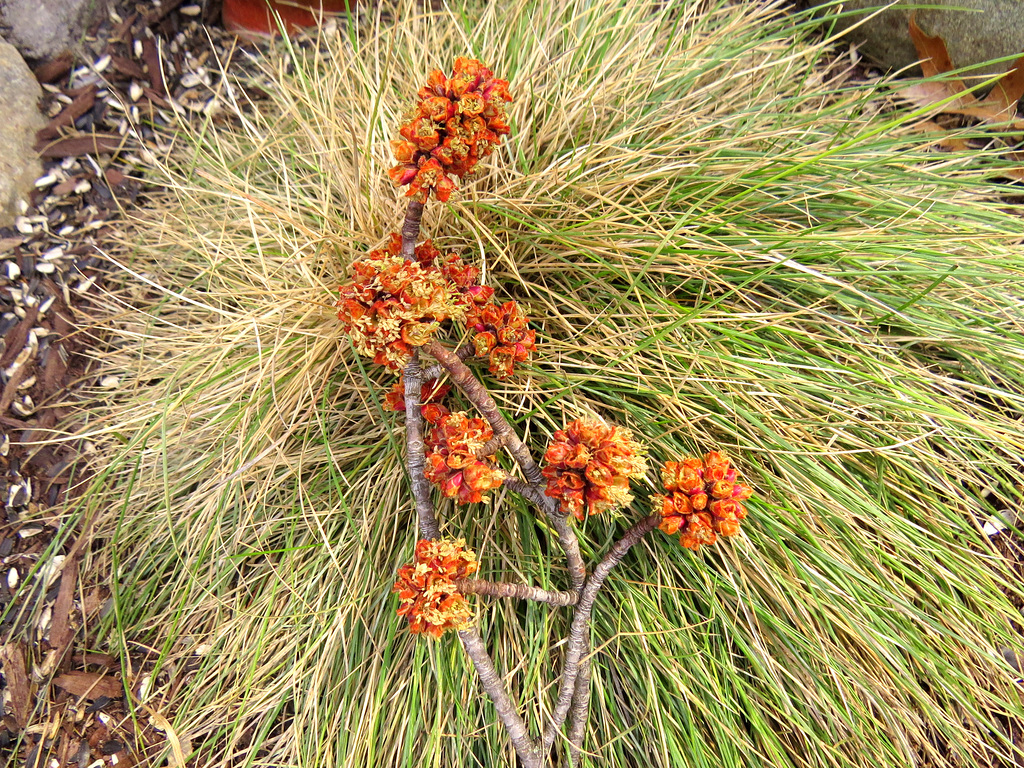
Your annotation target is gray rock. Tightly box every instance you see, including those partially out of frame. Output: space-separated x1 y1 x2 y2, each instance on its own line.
809 0 1024 80
0 41 45 227
1 0 107 60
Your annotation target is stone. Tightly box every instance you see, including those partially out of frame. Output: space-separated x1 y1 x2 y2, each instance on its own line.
0 41 46 227
809 0 1024 80
0 0 107 61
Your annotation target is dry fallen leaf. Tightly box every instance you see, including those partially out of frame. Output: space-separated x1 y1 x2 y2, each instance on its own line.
900 12 1024 127
52 671 124 700
0 643 33 728
49 554 79 656
990 60 1024 120
910 120 971 152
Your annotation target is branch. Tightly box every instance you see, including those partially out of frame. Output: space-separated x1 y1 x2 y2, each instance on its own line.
503 477 587 593
459 626 543 768
423 343 474 380
568 651 591 767
475 433 508 459
424 340 545 486
400 200 425 260
403 353 440 540
455 578 578 607
542 515 660 756
425 340 588 593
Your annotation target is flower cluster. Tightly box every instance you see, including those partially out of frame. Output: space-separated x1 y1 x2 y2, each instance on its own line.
467 300 537 380
654 452 752 550
384 376 451 412
424 408 505 504
337 235 482 370
542 419 647 521
393 538 478 637
389 58 513 202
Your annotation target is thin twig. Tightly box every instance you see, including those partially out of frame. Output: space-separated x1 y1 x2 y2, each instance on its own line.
403 353 439 540
503 477 587 593
542 515 660 757
459 626 543 768
455 578 578 607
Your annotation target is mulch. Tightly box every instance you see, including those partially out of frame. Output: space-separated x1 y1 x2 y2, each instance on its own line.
0 1 256 765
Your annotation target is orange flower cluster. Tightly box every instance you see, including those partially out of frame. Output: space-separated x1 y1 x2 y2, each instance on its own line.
467 300 537 380
542 419 647 521
389 58 512 202
337 235 482 370
384 376 451 412
413 237 485 296
424 407 505 504
654 452 752 550
393 538 478 637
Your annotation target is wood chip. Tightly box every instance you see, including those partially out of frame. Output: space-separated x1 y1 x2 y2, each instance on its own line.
142 0 186 29
141 37 166 97
0 237 22 255
0 643 32 727
0 306 39 368
36 87 98 143
37 134 126 159
49 554 80 655
33 53 74 85
110 55 148 81
52 671 124 700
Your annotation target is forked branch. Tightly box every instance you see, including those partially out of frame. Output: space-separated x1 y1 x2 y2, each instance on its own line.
336 57 755 768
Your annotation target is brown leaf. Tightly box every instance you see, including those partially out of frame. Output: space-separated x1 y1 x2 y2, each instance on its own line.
0 643 32 727
52 671 123 700
909 13 960 84
989 54 1024 118
903 15 1024 125
49 555 80 657
898 81 1007 120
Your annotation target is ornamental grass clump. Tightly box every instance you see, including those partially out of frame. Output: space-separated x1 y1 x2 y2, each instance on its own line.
337 59 751 768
